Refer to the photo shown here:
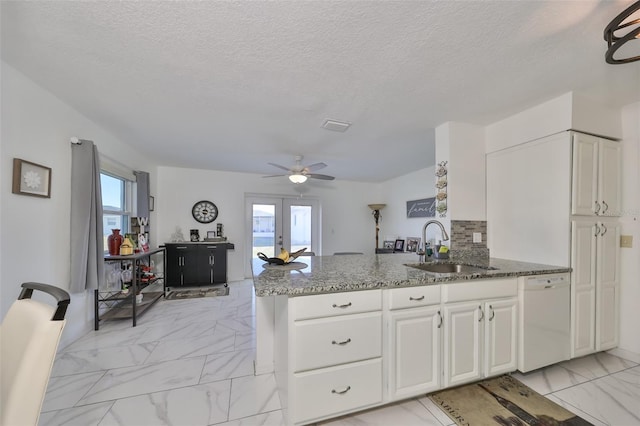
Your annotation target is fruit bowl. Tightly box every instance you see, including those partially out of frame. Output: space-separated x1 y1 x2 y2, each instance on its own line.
257 248 307 265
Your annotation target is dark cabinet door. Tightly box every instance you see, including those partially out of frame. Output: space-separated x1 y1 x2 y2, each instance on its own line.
165 245 186 287
181 247 203 286
211 245 228 284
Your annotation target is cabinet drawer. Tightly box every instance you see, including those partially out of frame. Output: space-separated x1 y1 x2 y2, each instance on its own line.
388 285 441 310
293 312 381 372
442 278 517 303
291 289 382 320
292 358 382 424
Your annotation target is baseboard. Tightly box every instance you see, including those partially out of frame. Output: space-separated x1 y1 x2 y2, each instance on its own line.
254 360 274 375
607 347 640 364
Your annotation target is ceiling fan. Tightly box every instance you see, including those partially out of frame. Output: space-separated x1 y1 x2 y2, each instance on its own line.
264 155 335 184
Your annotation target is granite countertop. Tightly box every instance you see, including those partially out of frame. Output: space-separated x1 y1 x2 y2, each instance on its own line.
251 252 571 297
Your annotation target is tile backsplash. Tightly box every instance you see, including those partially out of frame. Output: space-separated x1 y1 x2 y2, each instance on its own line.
451 220 487 250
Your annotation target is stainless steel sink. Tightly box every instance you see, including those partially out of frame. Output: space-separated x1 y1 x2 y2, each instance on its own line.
405 263 493 274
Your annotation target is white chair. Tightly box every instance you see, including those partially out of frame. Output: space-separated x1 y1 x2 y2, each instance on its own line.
1 282 70 426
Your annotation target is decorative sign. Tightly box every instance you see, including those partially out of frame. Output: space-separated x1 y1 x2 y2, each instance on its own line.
406 197 436 218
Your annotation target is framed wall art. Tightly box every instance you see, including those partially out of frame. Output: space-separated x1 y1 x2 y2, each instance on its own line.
12 158 51 198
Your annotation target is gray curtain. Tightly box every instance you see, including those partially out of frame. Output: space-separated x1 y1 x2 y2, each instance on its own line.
134 171 150 217
70 140 104 293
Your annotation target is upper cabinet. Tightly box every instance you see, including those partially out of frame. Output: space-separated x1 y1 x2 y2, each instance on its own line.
571 132 621 217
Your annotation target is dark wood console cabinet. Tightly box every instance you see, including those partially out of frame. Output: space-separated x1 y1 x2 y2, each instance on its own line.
164 242 233 289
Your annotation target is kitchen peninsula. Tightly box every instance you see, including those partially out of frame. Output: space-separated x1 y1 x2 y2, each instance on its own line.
252 253 570 425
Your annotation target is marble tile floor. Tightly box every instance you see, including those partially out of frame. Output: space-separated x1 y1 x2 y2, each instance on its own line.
40 279 639 426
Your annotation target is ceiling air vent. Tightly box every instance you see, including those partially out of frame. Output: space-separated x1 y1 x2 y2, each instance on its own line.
322 119 351 132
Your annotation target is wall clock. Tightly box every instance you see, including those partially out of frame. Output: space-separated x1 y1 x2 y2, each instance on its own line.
192 200 218 223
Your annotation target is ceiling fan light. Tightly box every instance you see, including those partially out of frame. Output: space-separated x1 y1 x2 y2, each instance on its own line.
289 174 308 184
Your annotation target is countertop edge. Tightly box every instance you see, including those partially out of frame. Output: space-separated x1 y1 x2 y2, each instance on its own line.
254 266 572 297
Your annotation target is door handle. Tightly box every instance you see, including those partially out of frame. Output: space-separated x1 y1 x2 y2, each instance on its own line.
478 305 484 322
409 295 425 301
331 386 351 395
602 201 609 214
489 305 495 321
331 338 351 345
600 223 607 236
594 201 601 215
437 310 443 329
595 224 600 236
278 236 283 247
332 302 352 308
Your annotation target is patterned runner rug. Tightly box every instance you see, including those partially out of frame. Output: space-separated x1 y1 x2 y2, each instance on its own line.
166 286 229 300
429 375 592 426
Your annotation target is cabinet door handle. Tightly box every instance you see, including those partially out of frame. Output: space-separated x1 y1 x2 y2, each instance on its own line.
478 305 484 322
489 305 495 321
600 223 607 236
595 224 600 236
437 310 443 329
332 302 352 308
331 338 351 346
211 255 215 265
594 201 601 215
176 246 188 249
602 201 609 214
409 295 425 301
331 386 351 395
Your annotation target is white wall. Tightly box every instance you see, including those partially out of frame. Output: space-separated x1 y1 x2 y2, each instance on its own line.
618 101 640 355
0 62 157 348
485 92 623 154
377 166 436 245
156 167 382 280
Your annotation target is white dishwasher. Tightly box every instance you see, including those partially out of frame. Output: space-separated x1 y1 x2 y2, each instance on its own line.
518 274 571 372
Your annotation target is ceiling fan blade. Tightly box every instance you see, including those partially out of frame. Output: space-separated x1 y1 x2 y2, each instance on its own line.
267 162 292 172
262 174 288 178
304 162 327 172
307 173 335 180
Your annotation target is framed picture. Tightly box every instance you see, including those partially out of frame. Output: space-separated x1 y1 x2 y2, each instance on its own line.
406 237 421 252
12 158 51 198
383 240 395 249
394 239 405 252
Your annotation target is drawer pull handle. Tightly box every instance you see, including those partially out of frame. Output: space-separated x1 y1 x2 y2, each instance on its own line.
409 295 425 301
331 386 351 395
332 302 352 308
331 338 351 346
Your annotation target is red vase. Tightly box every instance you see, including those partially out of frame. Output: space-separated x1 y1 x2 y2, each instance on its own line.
107 229 124 255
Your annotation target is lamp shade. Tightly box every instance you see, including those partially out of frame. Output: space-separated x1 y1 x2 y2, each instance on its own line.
289 174 308 184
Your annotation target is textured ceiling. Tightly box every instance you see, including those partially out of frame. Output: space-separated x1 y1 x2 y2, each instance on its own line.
2 1 639 182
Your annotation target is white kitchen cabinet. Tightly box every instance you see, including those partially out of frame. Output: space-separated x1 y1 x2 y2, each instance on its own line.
443 301 483 387
571 218 620 357
572 133 621 217
484 299 518 377
388 306 442 400
286 290 383 425
442 279 518 388
386 285 442 401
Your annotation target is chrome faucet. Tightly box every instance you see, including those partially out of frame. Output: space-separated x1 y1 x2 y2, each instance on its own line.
422 220 450 251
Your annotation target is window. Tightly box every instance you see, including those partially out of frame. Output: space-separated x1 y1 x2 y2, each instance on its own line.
101 172 133 251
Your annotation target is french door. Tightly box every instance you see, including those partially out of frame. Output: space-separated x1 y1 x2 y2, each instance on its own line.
245 195 319 277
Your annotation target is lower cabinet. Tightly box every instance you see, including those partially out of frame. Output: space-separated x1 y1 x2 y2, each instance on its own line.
286 290 383 425
279 280 519 425
164 243 229 287
387 285 442 401
443 298 518 388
